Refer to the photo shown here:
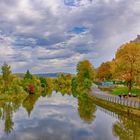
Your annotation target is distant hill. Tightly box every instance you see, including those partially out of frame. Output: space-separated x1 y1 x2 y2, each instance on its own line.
14 72 74 78
35 73 74 78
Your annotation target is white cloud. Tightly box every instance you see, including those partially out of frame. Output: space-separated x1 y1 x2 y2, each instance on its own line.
0 0 140 73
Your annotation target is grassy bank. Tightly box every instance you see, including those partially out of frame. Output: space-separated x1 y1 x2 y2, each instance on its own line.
99 85 140 97
112 86 140 95
91 95 140 121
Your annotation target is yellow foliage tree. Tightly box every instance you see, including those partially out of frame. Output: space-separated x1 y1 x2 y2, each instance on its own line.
77 60 95 86
114 42 140 93
96 61 112 81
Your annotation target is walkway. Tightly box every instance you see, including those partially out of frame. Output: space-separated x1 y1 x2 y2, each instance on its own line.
91 85 140 109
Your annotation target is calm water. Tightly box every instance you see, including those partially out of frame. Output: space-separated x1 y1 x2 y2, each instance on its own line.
0 92 140 140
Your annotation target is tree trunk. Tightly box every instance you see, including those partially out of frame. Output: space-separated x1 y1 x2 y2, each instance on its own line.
128 80 132 93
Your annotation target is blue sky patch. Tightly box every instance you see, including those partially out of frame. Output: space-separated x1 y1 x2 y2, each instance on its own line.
69 26 88 34
64 0 77 6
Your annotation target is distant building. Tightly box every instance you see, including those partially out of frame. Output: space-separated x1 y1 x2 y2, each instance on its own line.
101 81 114 86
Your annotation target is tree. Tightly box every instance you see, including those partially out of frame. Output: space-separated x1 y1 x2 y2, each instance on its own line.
24 70 32 79
1 63 11 81
54 74 72 95
96 61 112 81
1 63 11 90
113 42 140 93
77 60 94 88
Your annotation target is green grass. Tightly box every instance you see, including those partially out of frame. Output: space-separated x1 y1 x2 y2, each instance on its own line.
112 86 140 95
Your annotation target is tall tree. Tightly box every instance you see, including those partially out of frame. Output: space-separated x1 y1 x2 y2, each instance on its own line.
24 70 32 79
77 60 94 88
1 63 11 89
1 63 11 81
96 61 112 81
114 42 140 93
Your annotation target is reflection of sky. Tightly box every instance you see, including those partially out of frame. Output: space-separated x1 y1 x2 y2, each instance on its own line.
0 92 118 140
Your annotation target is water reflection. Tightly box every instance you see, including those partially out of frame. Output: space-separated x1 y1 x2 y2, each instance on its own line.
0 94 27 135
0 91 140 140
3 103 14 134
22 95 40 116
113 116 140 140
97 106 140 140
78 92 96 123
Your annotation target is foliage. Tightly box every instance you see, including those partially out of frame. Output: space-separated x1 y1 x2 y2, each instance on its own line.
28 84 35 94
22 75 41 94
72 60 95 94
96 61 112 81
24 70 32 79
71 77 78 97
0 65 26 94
40 77 47 87
54 74 72 95
77 60 94 86
40 77 53 97
83 78 92 89
113 42 140 92
1 63 12 91
1 63 11 80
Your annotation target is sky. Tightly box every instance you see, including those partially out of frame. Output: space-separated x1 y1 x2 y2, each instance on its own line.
0 0 140 73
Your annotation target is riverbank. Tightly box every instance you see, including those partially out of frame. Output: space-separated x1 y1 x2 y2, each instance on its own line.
98 85 140 100
91 94 140 121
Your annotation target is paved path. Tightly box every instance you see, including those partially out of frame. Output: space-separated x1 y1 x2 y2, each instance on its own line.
91 85 140 109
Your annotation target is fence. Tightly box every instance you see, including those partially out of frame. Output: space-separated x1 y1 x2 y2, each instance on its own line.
92 88 140 109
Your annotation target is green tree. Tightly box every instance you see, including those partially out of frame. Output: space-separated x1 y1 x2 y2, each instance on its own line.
1 63 11 81
1 63 11 90
54 74 72 95
77 60 94 88
24 70 32 79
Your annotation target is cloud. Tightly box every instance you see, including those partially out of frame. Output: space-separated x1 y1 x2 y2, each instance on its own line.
0 0 140 73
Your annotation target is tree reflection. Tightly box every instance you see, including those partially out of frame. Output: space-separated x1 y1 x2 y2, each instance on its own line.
22 95 40 116
112 115 140 140
41 86 53 97
78 92 96 123
3 103 14 134
54 74 72 96
0 93 27 135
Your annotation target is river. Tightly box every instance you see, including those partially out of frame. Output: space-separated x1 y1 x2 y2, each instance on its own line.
0 91 140 140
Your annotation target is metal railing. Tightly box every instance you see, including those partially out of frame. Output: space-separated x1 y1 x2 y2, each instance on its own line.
92 87 140 109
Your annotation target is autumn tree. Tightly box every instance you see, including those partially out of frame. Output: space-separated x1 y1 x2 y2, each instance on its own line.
113 42 140 93
1 63 11 81
77 60 95 89
96 61 112 81
1 63 12 90
54 74 72 95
